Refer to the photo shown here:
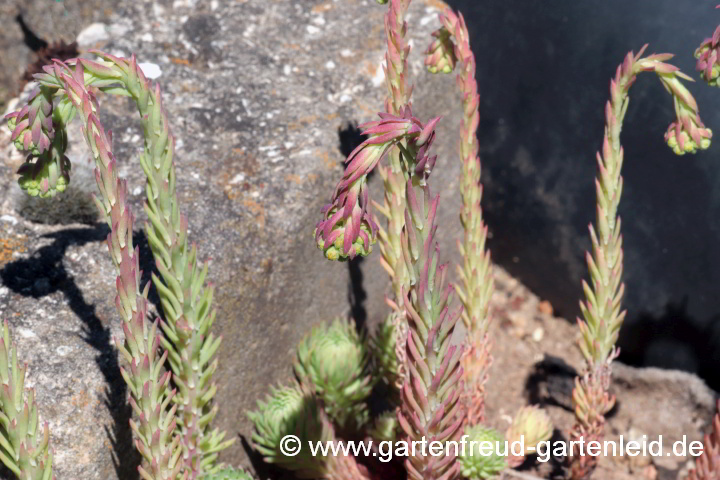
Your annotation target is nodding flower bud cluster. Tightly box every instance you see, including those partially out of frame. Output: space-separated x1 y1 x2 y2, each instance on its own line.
314 108 439 261
695 13 720 87
5 87 72 198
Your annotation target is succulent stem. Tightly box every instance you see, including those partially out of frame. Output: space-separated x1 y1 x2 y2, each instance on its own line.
571 46 711 479
424 7 493 426
0 321 55 480
397 175 466 480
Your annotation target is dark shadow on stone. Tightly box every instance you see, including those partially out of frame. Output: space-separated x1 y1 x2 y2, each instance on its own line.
0 223 168 479
338 121 371 334
511 427 567 479
15 14 48 52
525 355 619 419
617 298 720 391
525 355 578 412
338 121 368 159
347 257 367 332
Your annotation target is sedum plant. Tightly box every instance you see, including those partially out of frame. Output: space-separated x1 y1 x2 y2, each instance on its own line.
457 425 506 480
247 383 333 479
3 52 237 479
570 47 711 479
685 401 720 480
424 5 494 428
504 406 553 468
0 320 54 480
293 317 372 432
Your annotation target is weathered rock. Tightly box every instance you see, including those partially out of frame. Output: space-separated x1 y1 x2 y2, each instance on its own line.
0 1 716 480
0 0 115 106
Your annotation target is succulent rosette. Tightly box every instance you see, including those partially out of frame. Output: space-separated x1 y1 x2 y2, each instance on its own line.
369 410 399 443
315 109 440 261
247 383 333 478
458 425 507 480
369 313 400 391
206 467 254 480
505 405 553 468
294 318 372 431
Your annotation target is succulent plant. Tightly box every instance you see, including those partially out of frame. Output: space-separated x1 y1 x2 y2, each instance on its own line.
505 406 553 468
686 400 720 480
5 88 75 198
247 383 333 479
369 314 400 393
0 321 54 480
315 110 438 262
206 467 254 480
571 46 712 479
368 410 399 443
425 6 494 426
458 425 506 480
397 178 466 480
695 19 720 87
294 318 372 431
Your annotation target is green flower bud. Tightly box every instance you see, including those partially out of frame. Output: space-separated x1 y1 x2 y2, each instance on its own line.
665 120 712 156
206 467 254 480
314 207 375 262
294 318 372 431
459 425 507 480
247 383 332 478
17 152 71 198
425 27 457 75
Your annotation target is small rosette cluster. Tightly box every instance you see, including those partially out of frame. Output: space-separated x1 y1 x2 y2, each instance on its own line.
206 467 254 480
695 23 720 87
505 405 553 468
4 86 72 197
294 318 372 431
314 109 439 261
458 425 506 480
397 180 466 480
0 321 54 480
247 383 333 478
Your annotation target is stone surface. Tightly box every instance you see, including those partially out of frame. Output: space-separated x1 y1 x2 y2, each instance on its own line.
0 1 716 480
0 0 116 105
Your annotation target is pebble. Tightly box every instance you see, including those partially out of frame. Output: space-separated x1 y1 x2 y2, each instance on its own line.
76 23 110 47
138 63 162 79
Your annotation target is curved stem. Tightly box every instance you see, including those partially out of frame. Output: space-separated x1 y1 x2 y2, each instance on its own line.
570 46 711 479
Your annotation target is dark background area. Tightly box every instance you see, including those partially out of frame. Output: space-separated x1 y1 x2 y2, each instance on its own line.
444 0 720 389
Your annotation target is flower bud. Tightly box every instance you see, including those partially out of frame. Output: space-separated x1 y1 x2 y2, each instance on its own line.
425 27 457 74
695 27 720 87
665 118 712 155
17 153 71 198
5 87 55 156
